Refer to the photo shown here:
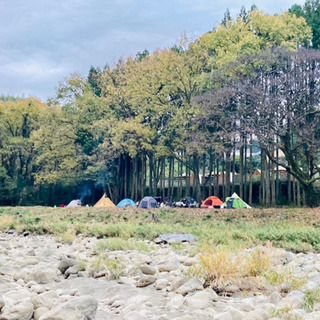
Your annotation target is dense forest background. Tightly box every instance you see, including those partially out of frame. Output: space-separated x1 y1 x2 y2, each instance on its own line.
1 2 320 207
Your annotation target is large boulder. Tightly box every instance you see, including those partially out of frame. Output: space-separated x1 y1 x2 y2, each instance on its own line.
136 275 156 288
39 295 98 320
184 290 214 309
176 277 203 296
58 257 79 275
0 301 34 320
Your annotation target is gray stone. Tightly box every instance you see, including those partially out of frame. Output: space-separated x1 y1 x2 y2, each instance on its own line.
57 257 79 274
31 290 58 309
184 290 214 309
155 279 169 290
224 306 245 320
65 265 80 278
154 234 197 244
165 294 184 311
0 265 21 278
176 277 203 296
213 312 233 320
0 301 34 320
136 275 156 287
140 264 156 275
158 262 180 272
0 293 4 311
27 268 58 284
269 291 282 305
34 307 49 320
123 311 148 320
280 290 305 309
171 276 189 291
246 307 269 320
39 295 98 320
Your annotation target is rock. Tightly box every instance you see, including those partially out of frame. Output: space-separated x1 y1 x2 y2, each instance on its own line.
123 311 148 320
213 312 233 320
154 234 197 244
182 257 197 266
136 275 156 287
0 265 21 277
269 291 282 305
165 294 184 311
140 264 156 275
0 293 4 311
31 290 58 309
27 249 36 256
155 279 169 290
57 257 79 274
0 301 34 320
23 231 30 237
27 268 58 284
246 307 269 320
39 295 98 320
34 307 49 320
158 262 180 272
65 265 80 278
30 284 45 294
171 276 189 291
224 284 240 295
280 290 305 309
184 290 214 309
224 306 245 320
176 277 203 296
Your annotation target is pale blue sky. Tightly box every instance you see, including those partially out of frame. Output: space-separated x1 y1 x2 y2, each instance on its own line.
0 0 305 101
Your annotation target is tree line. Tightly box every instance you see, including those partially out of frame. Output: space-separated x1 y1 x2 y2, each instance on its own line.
1 5 320 207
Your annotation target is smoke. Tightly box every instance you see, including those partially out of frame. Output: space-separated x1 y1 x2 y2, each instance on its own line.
78 184 92 203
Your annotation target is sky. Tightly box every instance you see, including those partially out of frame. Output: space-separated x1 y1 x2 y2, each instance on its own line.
0 0 306 101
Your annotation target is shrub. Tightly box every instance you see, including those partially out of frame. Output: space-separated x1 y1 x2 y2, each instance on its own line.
265 266 306 293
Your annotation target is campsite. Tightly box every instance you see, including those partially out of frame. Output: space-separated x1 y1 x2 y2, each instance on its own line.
1 0 320 319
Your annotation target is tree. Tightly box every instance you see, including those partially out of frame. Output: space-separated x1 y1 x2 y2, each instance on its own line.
289 0 320 48
229 48 320 206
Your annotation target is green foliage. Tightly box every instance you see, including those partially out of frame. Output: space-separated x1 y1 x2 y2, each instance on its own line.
301 288 320 311
265 267 306 293
289 0 320 48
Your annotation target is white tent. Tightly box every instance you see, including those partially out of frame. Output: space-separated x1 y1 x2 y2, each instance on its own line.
66 199 82 207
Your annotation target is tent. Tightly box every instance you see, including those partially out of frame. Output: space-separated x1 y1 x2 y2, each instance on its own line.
139 196 158 209
201 196 223 208
93 194 116 208
66 199 82 207
223 192 251 209
117 198 136 207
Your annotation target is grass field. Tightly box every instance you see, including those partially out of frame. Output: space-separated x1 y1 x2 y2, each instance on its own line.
0 206 320 253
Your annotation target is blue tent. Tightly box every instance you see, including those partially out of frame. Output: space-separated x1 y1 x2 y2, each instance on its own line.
117 198 136 207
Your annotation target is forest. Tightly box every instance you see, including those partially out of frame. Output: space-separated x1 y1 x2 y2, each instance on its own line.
1 3 320 207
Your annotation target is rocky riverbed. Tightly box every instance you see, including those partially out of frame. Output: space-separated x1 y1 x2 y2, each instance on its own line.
1 231 320 320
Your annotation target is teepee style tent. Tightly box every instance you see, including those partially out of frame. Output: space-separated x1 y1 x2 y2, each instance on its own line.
138 196 158 209
223 192 251 209
201 196 223 208
93 194 116 208
117 198 136 207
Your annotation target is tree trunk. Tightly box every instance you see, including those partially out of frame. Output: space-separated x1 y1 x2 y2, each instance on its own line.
249 134 253 206
225 149 231 198
303 183 320 207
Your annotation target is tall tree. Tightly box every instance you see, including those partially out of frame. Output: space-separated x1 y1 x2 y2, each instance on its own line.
289 0 320 48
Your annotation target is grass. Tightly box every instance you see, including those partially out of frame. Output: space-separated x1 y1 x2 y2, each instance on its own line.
0 206 319 253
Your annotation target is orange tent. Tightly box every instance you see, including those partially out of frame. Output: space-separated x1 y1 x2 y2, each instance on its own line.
201 196 223 208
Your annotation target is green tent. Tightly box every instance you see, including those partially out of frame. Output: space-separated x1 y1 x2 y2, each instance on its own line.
223 193 251 209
